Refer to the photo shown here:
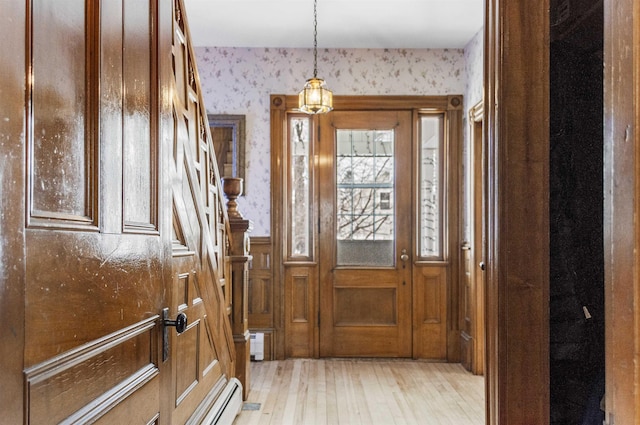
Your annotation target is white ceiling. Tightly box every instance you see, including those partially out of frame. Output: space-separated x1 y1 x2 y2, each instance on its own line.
184 0 484 49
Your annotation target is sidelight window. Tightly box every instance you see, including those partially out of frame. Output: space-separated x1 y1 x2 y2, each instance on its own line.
288 115 312 258
418 114 445 258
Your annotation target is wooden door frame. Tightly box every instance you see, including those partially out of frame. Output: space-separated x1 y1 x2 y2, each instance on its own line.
603 0 640 423
484 0 640 423
463 100 485 376
484 0 550 423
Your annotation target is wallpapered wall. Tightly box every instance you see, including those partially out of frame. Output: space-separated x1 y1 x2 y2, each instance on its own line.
464 29 484 111
462 29 485 241
195 42 482 235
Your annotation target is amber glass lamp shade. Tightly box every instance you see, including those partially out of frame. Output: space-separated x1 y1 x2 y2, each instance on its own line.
298 77 333 114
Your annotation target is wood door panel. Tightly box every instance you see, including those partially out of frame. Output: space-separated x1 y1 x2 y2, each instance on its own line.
169 264 223 407
291 275 310 323
175 323 199 400
247 237 273 325
413 265 447 359
420 272 443 324
93 377 160 425
201 318 222 376
333 287 397 326
28 0 96 227
24 232 164 365
169 251 227 423
25 317 158 424
249 275 271 317
122 0 157 232
285 267 315 358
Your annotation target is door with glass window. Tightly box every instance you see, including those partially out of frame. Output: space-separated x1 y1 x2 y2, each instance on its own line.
318 111 413 357
274 95 456 360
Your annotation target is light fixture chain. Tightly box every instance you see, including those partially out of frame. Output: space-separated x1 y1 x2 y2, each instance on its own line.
299 0 332 114
313 0 318 78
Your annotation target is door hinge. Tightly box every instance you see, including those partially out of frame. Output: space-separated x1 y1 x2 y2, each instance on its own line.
317 216 321 234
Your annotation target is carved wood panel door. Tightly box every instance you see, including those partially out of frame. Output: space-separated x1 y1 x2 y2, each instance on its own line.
22 1 167 423
318 111 413 357
17 1 236 423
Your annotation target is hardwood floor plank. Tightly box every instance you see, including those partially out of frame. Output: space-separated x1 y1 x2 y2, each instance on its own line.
333 360 356 424
323 360 340 424
373 362 419 425
308 360 327 425
234 359 485 425
264 361 294 424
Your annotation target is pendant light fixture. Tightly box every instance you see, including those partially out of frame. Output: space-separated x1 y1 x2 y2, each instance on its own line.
298 0 333 114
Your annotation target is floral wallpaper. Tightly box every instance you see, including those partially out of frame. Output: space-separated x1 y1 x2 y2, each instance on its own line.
464 29 484 109
195 47 469 235
462 29 485 241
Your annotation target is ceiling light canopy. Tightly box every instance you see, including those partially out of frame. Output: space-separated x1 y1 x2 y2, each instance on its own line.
298 0 333 114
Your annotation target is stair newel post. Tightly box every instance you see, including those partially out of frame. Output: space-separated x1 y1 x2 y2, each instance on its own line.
222 177 252 400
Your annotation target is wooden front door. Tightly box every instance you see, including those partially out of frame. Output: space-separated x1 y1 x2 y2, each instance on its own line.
318 111 413 357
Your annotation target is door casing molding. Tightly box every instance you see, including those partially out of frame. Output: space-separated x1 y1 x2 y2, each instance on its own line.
484 0 550 423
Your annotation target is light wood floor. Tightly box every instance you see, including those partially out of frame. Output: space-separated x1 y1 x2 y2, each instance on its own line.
234 359 485 425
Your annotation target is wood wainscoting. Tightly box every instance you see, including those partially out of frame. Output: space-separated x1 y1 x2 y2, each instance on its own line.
248 236 276 361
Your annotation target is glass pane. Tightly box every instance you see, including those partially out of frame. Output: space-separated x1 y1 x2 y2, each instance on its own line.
336 129 395 266
290 117 310 256
419 115 444 257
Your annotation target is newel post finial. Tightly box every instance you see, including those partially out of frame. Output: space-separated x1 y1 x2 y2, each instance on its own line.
222 177 244 219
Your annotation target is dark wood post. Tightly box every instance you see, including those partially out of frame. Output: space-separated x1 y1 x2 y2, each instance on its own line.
223 177 252 400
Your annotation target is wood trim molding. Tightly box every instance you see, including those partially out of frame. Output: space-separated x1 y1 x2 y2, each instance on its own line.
270 96 287 359
485 0 550 423
24 317 159 424
469 100 484 123
0 4 27 423
603 0 640 422
462 99 485 376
